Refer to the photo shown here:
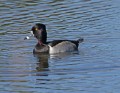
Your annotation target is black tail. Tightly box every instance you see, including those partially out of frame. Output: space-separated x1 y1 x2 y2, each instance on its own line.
77 38 84 43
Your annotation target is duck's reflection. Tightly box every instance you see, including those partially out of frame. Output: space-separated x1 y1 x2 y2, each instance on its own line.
33 51 80 84
33 53 49 72
33 51 80 72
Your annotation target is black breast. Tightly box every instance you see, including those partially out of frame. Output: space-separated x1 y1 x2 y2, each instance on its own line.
34 43 49 53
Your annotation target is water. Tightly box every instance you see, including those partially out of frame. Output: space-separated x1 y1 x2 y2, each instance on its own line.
0 0 120 93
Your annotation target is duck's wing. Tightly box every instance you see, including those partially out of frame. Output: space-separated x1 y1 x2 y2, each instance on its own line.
48 40 66 47
48 38 83 47
47 39 83 54
49 40 77 54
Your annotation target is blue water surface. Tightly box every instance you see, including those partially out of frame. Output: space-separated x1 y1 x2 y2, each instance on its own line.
0 0 120 93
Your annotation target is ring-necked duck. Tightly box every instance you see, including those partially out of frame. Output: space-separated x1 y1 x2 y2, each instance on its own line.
31 23 83 54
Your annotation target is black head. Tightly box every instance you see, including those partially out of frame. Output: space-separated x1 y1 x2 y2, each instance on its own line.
31 23 47 44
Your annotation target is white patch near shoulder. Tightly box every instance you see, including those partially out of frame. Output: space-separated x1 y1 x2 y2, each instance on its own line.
48 41 77 54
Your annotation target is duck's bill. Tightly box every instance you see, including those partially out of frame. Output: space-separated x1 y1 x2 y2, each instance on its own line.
24 36 30 40
24 31 34 40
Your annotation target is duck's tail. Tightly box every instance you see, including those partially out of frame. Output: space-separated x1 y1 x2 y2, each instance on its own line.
77 38 84 43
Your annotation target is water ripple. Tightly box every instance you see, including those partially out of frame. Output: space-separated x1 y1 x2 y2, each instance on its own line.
0 0 120 93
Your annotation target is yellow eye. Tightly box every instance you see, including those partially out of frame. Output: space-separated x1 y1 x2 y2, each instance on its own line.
35 28 38 31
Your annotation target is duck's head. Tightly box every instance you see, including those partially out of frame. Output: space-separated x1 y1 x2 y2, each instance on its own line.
31 23 47 44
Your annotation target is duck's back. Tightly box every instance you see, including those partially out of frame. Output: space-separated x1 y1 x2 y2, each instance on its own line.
48 40 80 54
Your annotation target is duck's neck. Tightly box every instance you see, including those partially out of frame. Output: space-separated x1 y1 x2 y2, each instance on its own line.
38 39 47 45
38 34 47 45
37 29 47 45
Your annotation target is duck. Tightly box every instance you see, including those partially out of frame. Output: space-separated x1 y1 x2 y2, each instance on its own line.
31 23 83 54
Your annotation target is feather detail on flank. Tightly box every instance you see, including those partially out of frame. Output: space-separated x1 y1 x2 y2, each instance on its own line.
48 41 78 54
